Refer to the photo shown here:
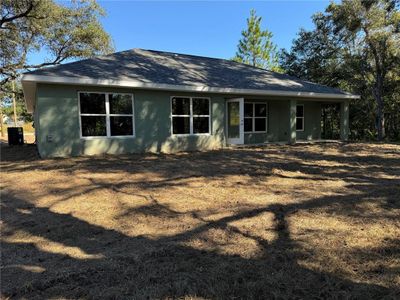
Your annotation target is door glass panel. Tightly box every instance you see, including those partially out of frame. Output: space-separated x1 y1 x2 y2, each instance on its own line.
228 102 240 139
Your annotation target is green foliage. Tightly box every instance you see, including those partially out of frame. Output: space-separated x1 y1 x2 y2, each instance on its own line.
1 82 32 122
0 0 114 90
281 0 400 141
321 104 341 140
233 9 282 71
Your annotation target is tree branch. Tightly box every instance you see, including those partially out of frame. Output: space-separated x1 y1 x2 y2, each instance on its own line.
0 2 35 29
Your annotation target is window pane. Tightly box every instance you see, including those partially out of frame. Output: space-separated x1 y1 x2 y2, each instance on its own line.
244 103 253 117
172 117 190 134
110 116 133 136
255 104 267 117
296 105 304 117
255 118 266 132
81 116 106 136
172 97 190 115
244 118 253 132
193 117 209 134
109 94 132 114
80 93 106 114
193 98 209 115
296 117 303 130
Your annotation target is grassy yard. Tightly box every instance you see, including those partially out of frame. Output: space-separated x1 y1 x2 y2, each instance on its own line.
1 143 399 299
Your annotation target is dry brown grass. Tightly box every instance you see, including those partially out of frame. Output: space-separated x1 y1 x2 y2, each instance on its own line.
1 142 399 299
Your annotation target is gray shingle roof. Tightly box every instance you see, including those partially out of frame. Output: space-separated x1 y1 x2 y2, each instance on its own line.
25 48 352 96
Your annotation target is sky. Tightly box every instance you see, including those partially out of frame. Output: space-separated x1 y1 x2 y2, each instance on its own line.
29 0 331 64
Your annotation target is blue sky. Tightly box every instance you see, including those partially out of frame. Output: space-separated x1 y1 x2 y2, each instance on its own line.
30 0 330 64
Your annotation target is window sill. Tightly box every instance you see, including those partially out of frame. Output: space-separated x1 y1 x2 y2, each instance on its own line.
80 136 136 140
171 133 212 137
244 131 268 134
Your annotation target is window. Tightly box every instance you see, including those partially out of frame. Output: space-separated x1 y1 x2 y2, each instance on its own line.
296 104 304 131
79 92 134 138
171 97 210 135
244 102 267 133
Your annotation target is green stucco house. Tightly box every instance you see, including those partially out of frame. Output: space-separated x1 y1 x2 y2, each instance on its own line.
21 49 359 157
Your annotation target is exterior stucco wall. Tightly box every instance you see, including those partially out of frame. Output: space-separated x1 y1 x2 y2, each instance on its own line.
35 84 325 157
296 101 322 141
243 100 321 144
244 100 289 144
36 84 226 157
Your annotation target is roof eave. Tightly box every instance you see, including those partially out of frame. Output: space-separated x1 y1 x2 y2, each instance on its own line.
21 79 36 113
21 74 360 112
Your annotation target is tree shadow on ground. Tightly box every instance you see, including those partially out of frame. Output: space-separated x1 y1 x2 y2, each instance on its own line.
1 143 399 299
2 193 398 299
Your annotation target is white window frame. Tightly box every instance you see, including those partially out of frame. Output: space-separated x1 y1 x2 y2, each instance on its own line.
170 96 211 136
78 91 135 139
296 104 304 132
244 102 268 133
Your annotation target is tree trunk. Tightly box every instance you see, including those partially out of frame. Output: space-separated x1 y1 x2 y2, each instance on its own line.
0 92 4 137
373 75 385 141
12 80 17 127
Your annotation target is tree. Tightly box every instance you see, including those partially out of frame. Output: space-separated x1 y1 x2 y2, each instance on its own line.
233 9 281 71
280 13 350 88
0 0 114 92
1 81 32 123
327 0 399 140
281 0 400 141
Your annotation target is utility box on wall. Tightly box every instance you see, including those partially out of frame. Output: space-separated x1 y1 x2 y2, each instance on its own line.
7 127 24 145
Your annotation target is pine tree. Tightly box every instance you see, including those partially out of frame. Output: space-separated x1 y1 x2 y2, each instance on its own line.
233 9 281 71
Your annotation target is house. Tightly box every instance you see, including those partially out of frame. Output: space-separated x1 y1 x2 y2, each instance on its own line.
21 49 359 157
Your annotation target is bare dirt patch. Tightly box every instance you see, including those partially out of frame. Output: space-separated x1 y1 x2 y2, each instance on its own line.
1 143 399 299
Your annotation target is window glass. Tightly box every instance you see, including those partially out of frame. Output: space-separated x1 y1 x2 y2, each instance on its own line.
244 103 253 117
79 92 134 137
172 117 190 134
172 97 190 115
254 118 266 132
109 94 132 114
81 116 107 136
192 98 209 115
296 118 303 131
244 102 268 133
296 105 304 117
255 104 267 117
171 97 210 135
80 93 106 114
244 118 253 132
296 105 304 131
110 116 133 136
193 117 209 134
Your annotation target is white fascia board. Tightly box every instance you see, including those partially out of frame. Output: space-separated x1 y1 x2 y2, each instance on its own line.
21 74 360 112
